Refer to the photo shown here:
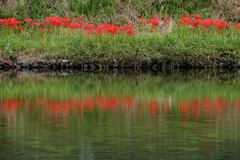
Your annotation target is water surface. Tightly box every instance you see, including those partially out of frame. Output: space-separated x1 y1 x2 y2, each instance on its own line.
0 69 240 160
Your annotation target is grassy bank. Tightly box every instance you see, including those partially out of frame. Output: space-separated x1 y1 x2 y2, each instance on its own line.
0 1 240 64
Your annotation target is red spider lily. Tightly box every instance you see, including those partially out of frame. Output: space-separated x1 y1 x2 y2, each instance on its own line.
78 17 85 20
62 17 71 23
83 24 96 30
47 29 52 32
24 19 33 22
41 22 50 26
180 16 190 22
29 22 41 26
202 30 209 33
13 26 25 30
106 26 119 34
1 18 23 27
115 22 121 26
163 19 172 23
51 20 62 26
126 29 137 34
235 24 240 29
184 14 191 17
71 18 78 21
129 23 136 26
62 22 74 27
146 18 160 26
77 21 86 25
153 14 159 18
139 18 145 21
191 24 198 28
201 20 212 28
41 34 45 38
94 28 103 35
194 14 202 19
179 22 186 25
84 30 94 35
38 28 45 31
119 25 131 30
69 24 82 29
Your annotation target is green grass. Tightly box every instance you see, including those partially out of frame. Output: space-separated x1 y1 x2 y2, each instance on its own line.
0 22 239 63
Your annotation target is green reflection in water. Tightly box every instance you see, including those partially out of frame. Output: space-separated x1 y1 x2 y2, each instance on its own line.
0 70 240 159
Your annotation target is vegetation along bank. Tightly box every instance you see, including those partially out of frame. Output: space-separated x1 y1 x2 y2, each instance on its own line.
0 0 240 70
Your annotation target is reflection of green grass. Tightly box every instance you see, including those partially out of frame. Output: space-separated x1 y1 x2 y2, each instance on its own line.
1 71 240 101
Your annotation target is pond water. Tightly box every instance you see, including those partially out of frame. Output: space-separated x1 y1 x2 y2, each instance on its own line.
1 69 240 160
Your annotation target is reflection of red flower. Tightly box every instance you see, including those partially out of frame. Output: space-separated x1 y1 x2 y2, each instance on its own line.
0 99 24 111
147 101 159 117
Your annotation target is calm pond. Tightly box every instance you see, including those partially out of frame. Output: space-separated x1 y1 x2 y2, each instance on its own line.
0 69 240 160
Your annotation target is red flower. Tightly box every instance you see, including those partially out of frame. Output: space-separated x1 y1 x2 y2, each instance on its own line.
38 28 45 31
179 22 186 25
129 23 136 26
78 17 85 20
83 24 96 30
29 22 40 26
184 14 191 17
24 19 33 22
202 30 209 33
106 26 118 34
19 26 25 30
13 26 25 30
163 19 172 23
126 29 137 35
77 21 86 25
84 30 94 35
41 34 45 38
139 18 145 21
234 24 240 29
194 14 202 19
146 18 160 26
114 22 120 26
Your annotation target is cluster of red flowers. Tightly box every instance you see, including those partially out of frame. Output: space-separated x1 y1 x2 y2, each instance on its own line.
0 16 138 38
139 14 172 29
179 14 240 33
0 14 239 38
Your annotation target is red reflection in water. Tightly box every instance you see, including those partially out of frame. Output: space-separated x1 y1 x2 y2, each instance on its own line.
1 96 235 123
147 101 159 118
180 97 230 121
0 99 24 111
